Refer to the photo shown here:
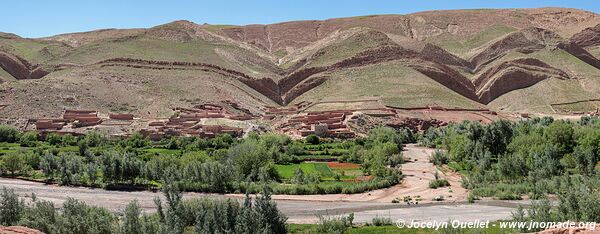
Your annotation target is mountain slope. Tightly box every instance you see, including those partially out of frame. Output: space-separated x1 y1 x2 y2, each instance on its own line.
1 7 600 119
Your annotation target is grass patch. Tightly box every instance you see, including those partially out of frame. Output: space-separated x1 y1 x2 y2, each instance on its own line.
275 162 337 180
275 162 363 181
142 148 182 156
288 221 514 233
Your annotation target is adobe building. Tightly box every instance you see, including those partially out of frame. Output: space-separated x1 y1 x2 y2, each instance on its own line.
312 123 328 136
109 113 134 120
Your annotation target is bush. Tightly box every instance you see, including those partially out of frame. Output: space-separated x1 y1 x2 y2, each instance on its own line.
467 193 477 203
306 134 320 145
429 171 450 189
371 216 393 226
1 153 26 176
429 179 450 189
19 131 39 147
18 199 56 233
497 192 522 200
317 213 353 233
0 187 24 226
0 125 20 143
121 200 142 234
429 150 449 166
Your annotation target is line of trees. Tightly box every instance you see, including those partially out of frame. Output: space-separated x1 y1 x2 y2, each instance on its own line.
0 125 410 195
420 117 600 199
0 182 287 234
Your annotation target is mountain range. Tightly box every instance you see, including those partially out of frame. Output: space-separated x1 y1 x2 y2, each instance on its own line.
1 7 600 119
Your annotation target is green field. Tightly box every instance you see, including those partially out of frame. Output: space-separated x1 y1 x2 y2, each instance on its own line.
142 147 182 156
275 162 334 179
0 142 21 155
275 162 364 181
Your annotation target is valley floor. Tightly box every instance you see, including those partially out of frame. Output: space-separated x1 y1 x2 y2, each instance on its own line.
0 145 520 224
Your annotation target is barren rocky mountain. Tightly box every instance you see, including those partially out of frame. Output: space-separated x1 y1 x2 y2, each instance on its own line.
2 7 600 119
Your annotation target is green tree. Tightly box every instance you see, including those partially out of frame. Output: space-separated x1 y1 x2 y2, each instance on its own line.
367 126 405 150
429 150 448 166
46 133 63 146
0 125 20 143
61 134 78 146
19 131 39 147
290 168 305 184
480 120 514 155
158 181 185 234
2 153 25 175
228 139 271 181
305 134 320 145
0 187 24 226
253 186 287 233
18 200 57 233
122 200 142 234
40 153 58 180
545 120 574 154
53 198 116 234
234 194 258 233
83 131 105 147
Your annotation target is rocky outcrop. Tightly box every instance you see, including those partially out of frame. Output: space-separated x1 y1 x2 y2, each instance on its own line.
419 43 471 69
558 42 600 69
214 8 600 53
409 60 478 101
474 58 572 103
570 23 600 48
92 46 573 107
97 57 254 79
470 27 562 71
239 77 282 104
0 51 49 80
282 76 328 104
144 20 221 42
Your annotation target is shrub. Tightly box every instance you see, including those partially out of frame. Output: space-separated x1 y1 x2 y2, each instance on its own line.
0 125 20 143
306 134 320 145
429 150 449 166
371 216 393 226
0 187 24 226
1 153 26 176
18 199 56 233
467 193 477 203
19 131 39 147
497 192 522 200
317 213 353 233
429 179 450 189
121 200 142 234
429 171 450 189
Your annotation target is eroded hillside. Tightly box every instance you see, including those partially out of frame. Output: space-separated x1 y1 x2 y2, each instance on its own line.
2 7 600 119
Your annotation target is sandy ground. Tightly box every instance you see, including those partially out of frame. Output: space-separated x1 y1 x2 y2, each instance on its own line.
0 144 517 224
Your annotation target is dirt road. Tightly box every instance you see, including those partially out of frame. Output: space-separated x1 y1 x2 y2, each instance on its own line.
0 145 517 224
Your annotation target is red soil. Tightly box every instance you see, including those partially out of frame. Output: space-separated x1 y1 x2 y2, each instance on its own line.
327 162 361 169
